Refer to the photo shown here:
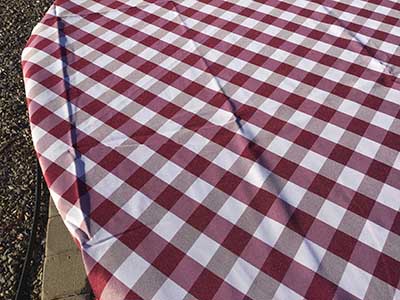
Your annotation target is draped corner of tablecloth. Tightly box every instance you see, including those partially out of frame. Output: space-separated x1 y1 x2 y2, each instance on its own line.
22 0 400 299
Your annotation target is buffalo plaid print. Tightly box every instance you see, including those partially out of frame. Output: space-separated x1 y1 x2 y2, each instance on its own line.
22 0 400 299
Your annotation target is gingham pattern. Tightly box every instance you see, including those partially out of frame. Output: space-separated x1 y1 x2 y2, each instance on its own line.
22 0 400 299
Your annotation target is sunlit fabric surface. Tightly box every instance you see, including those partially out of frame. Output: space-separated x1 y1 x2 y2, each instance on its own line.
23 0 400 299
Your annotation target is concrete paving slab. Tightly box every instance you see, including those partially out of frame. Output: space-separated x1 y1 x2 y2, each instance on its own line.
48 196 59 219
45 216 77 258
42 199 92 300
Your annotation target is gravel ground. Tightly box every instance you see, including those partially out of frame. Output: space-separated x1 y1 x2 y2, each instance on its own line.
0 0 53 299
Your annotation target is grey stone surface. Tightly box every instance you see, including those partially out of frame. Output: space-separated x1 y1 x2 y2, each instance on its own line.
42 200 92 300
48 198 60 219
45 215 77 258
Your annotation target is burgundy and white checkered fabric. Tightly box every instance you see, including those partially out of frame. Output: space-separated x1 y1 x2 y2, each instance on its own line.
22 0 400 299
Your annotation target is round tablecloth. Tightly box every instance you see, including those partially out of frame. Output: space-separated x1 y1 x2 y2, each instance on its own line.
22 0 400 299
